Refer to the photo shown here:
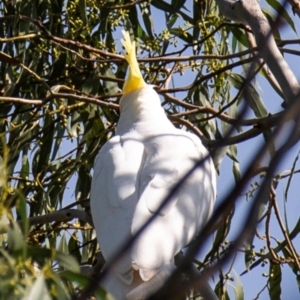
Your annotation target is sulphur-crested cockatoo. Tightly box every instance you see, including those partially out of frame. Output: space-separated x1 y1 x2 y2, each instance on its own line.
90 31 216 300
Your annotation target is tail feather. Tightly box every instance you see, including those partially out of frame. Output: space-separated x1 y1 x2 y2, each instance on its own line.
100 263 175 300
127 263 174 300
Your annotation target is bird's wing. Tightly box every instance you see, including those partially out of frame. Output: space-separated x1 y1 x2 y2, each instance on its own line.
140 162 179 216
136 134 184 217
136 131 210 217
90 134 145 283
131 131 216 276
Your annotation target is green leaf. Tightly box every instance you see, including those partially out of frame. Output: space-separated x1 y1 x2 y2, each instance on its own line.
151 0 193 23
262 9 281 41
214 280 230 300
244 245 253 272
60 270 90 287
231 271 244 300
228 73 268 118
211 207 234 252
23 273 51 300
17 190 28 239
191 84 216 139
213 145 228 174
105 26 115 52
228 99 242 133
102 67 122 96
61 271 109 299
268 263 281 300
282 246 299 275
79 0 87 26
230 73 273 153
82 71 101 95
139 2 154 38
266 0 296 33
256 192 269 222
0 248 16 283
233 161 241 183
75 166 92 202
99 8 109 39
68 233 82 263
51 122 65 161
296 275 300 293
15 247 80 273
35 107 56 178
58 233 69 255
70 110 81 138
284 150 300 201
230 27 249 48
7 222 24 251
166 14 178 30
169 28 193 43
55 251 80 273
51 53 67 80
18 154 30 190
227 144 239 163
171 0 188 11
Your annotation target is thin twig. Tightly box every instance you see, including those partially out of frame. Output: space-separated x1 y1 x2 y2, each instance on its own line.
270 184 300 270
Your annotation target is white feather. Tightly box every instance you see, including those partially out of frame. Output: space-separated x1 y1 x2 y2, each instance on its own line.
90 86 216 298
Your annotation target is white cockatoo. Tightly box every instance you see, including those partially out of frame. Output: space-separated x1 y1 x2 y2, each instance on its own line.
90 31 216 300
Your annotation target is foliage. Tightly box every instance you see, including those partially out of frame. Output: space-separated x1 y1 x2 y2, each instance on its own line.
0 0 299 299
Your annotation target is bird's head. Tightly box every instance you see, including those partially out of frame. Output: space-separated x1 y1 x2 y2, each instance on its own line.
121 31 147 94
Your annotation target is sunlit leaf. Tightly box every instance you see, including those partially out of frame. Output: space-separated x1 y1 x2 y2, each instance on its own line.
233 160 241 183
227 144 239 163
23 273 51 300
58 233 69 255
231 271 244 300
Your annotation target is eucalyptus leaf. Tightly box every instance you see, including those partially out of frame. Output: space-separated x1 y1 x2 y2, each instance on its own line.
139 2 154 38
268 263 282 300
23 273 51 300
266 0 296 33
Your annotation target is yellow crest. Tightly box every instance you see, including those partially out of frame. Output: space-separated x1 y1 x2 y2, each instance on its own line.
121 30 146 94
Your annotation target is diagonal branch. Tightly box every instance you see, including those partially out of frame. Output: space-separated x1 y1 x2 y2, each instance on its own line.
215 0 300 106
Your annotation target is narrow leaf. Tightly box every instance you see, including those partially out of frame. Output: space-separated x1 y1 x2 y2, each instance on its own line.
268 263 282 300
284 150 300 200
139 2 154 38
232 271 244 300
23 273 51 300
266 0 296 32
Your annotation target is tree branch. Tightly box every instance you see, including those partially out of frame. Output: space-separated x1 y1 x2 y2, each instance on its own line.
215 0 300 106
